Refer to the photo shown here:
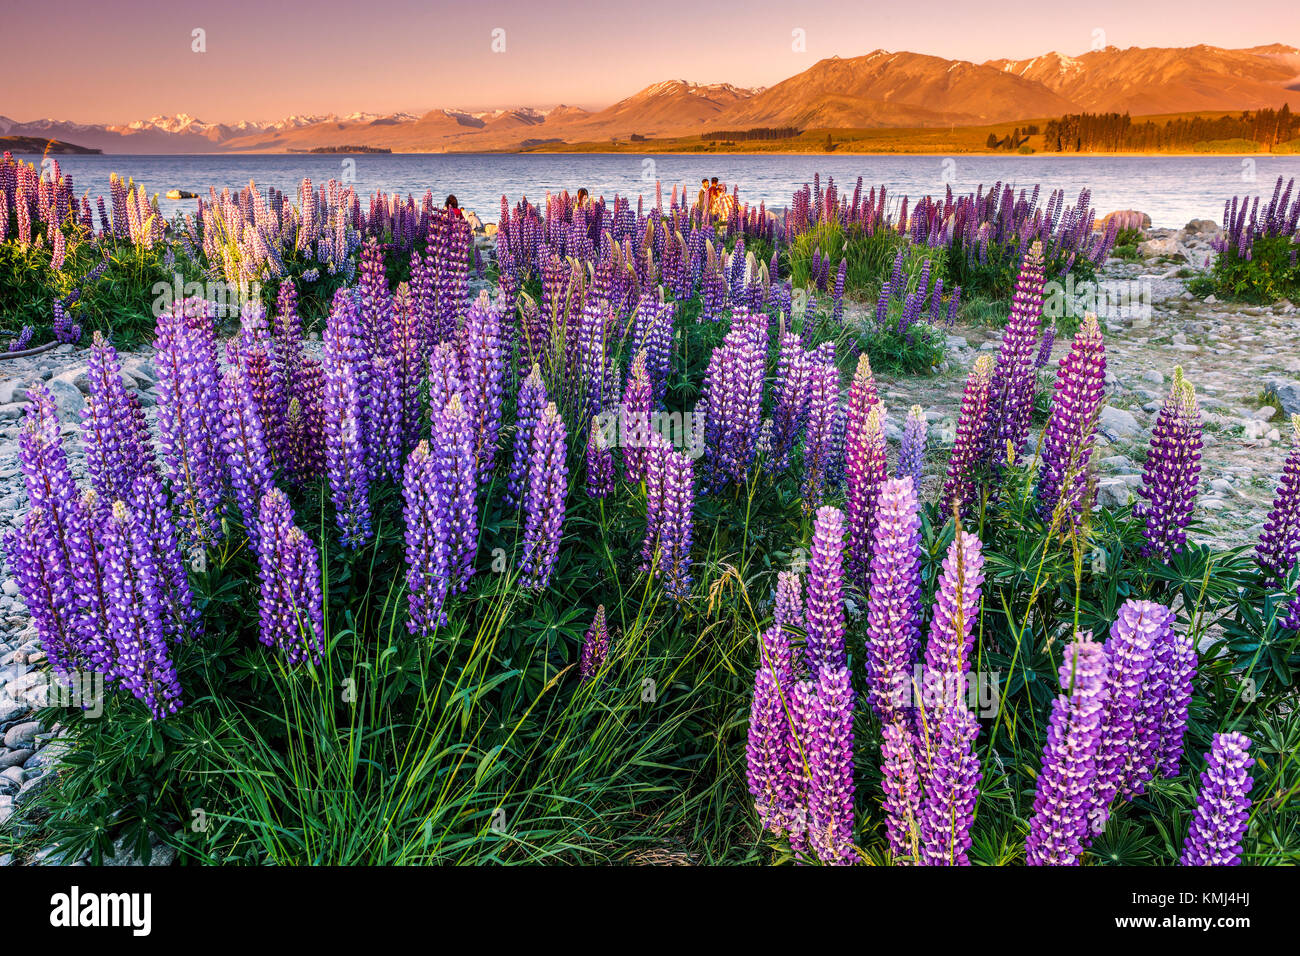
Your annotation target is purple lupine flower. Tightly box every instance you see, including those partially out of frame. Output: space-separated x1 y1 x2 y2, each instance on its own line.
403 441 450 637
865 478 923 721
897 405 927 491
942 355 994 516
804 506 847 673
283 358 325 485
434 394 478 594
3 508 86 676
506 363 547 508
579 605 610 681
519 402 567 590
82 332 154 504
1034 319 1057 371
1180 732 1254 866
800 360 841 510
585 416 614 498
1036 314 1107 528
768 332 812 472
1090 599 1162 837
100 499 184 718
800 665 857 864
831 258 847 324
154 299 226 545
1116 602 1177 801
1026 636 1108 866
843 356 885 587
921 528 985 714
1256 415 1300 585
987 242 1046 465
774 569 806 632
255 489 324 665
661 447 695 598
919 702 981 865
427 340 462 414
1137 368 1203 561
130 468 197 647
322 304 372 549
700 326 765 487
462 292 506 484
749 662 794 836
620 349 653 484
219 367 274 553
1149 621 1196 785
747 624 807 843
880 719 922 862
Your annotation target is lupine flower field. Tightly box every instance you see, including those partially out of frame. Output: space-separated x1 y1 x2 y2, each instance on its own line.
1 149 1298 866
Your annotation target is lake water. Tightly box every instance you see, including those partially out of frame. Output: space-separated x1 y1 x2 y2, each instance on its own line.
33 153 1300 229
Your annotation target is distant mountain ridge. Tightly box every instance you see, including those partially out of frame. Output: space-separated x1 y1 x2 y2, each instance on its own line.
4 42 1297 153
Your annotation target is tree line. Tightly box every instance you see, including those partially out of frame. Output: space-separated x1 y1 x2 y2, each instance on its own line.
1042 107 1299 151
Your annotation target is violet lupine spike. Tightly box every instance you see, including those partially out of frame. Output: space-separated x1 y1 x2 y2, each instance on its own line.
519 402 568 590
804 506 847 673
865 477 923 722
987 242 1046 465
1151 624 1198 778
100 500 184 718
1034 319 1057 371
918 702 981 866
579 605 610 681
1089 599 1162 837
1036 313 1107 529
1180 732 1254 867
749 663 795 836
15 382 98 672
768 332 812 473
1118 603 1178 800
322 307 372 549
585 416 614 498
1025 636 1109 866
255 489 325 666
1136 368 1203 561
843 355 885 587
880 719 923 863
82 332 154 504
435 395 479 594
661 447 695 598
130 468 197 647
941 355 994 517
154 299 227 545
1256 415 1300 586
800 665 857 865
402 440 451 638
462 292 506 484
921 528 985 714
800 360 841 511
219 368 274 553
620 349 653 484
3 508 87 676
506 363 547 508
774 569 806 633
897 405 927 491
700 327 764 487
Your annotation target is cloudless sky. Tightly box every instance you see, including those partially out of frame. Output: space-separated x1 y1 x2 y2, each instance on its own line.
5 0 1296 122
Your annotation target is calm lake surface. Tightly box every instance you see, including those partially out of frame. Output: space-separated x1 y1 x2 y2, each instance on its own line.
36 153 1300 228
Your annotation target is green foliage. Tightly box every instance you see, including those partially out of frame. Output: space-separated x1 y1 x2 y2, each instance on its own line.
1196 235 1300 304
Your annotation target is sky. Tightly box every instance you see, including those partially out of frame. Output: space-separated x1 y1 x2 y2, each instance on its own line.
4 0 1297 123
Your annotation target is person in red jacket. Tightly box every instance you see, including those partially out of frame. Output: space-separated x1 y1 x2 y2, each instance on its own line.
445 194 464 219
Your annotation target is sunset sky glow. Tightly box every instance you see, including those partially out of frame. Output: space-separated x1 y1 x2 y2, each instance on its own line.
5 0 1297 123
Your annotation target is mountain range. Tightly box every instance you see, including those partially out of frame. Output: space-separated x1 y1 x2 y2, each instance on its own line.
4 43 1298 153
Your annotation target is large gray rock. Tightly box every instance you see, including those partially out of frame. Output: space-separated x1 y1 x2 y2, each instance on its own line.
1264 379 1300 417
1098 406 1143 441
42 377 84 419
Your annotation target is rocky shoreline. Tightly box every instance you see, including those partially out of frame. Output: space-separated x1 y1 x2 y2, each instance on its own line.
1 220 1296 865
